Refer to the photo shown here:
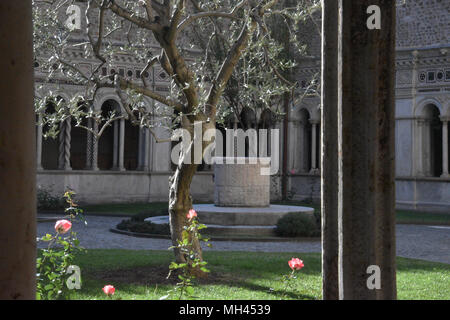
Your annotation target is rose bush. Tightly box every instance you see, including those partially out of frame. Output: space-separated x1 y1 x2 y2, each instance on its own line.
55 219 72 234
36 190 85 300
281 257 305 297
102 285 115 296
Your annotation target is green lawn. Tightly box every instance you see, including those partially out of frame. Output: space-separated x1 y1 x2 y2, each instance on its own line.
64 250 449 300
82 201 450 225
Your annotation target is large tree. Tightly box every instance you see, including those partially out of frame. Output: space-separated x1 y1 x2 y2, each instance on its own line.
33 0 319 275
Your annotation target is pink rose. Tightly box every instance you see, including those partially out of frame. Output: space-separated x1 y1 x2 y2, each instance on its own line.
288 258 304 271
102 285 115 296
54 219 72 234
290 169 296 175
187 209 197 220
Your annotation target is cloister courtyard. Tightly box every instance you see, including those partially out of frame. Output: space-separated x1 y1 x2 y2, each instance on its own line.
1 0 449 303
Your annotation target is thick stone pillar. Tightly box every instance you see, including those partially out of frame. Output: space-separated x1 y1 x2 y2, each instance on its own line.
0 0 36 299
321 0 339 300
336 0 397 299
442 118 449 177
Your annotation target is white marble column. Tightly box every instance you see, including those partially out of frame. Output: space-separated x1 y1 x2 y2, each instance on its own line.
310 120 319 173
58 119 72 170
112 121 119 169
416 119 425 176
118 118 125 171
92 120 99 171
85 118 93 169
422 120 431 176
442 118 449 177
138 127 150 171
36 114 43 170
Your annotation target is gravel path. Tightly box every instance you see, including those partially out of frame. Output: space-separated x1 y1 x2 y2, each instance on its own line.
37 215 450 264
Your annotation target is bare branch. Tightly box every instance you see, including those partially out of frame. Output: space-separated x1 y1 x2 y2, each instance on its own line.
116 76 184 112
177 12 240 34
140 56 159 88
108 0 162 31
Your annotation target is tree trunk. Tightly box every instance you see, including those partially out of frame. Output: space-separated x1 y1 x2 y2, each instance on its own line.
168 119 215 278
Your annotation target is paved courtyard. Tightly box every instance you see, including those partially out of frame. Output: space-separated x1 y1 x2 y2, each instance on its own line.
37 215 450 264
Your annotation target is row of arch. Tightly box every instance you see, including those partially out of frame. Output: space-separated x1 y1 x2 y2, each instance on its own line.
36 94 449 178
37 98 143 171
415 100 449 178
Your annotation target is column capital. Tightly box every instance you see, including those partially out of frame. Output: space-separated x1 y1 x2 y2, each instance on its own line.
309 119 320 125
439 116 450 123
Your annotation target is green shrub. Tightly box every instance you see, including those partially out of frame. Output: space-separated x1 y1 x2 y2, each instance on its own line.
130 209 168 222
37 185 65 211
275 212 320 237
116 219 170 235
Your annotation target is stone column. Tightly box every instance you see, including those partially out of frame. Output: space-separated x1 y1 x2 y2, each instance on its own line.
422 119 431 176
0 0 36 299
137 127 149 171
321 0 339 300
143 127 150 171
441 118 449 177
337 0 397 299
36 114 43 170
64 118 72 170
310 120 318 173
288 120 299 172
112 120 119 169
58 118 72 170
415 119 425 176
85 118 93 169
118 118 125 171
92 120 99 171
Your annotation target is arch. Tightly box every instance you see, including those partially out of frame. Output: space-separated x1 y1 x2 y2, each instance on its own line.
41 95 67 170
124 111 140 171
419 103 442 177
98 99 121 170
298 108 312 172
415 97 443 118
70 100 88 170
443 99 450 119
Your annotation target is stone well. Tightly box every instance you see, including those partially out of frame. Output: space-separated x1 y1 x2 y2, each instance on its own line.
214 157 270 207
194 157 315 236
147 157 315 237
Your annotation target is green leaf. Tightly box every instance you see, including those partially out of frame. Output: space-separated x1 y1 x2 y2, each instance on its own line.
44 284 54 290
185 286 194 296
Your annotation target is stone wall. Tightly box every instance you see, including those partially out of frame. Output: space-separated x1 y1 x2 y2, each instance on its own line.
37 171 214 204
396 0 450 49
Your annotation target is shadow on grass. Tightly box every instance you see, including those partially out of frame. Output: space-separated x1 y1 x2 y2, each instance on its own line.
82 264 317 300
396 257 450 272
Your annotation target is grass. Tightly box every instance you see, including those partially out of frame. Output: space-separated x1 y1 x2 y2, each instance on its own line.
82 201 450 225
396 210 450 224
64 249 449 300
